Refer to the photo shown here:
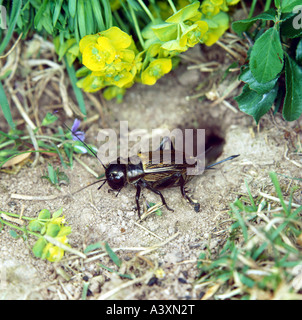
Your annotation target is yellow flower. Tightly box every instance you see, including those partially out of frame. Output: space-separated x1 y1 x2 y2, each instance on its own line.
201 0 222 16
79 27 138 90
77 73 105 92
141 59 172 85
43 235 69 262
226 0 240 5
79 34 99 53
101 26 132 50
82 38 116 71
180 20 209 47
202 12 229 46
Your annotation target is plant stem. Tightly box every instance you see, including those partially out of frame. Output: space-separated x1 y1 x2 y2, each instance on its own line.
264 0 272 11
167 0 177 13
0 210 35 220
129 3 145 49
248 0 257 18
137 0 155 22
0 216 41 238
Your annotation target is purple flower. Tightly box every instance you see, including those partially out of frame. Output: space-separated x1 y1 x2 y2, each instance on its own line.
71 118 85 142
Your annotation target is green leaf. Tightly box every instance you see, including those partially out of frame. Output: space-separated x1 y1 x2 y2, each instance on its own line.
47 163 57 184
0 82 15 129
101 0 112 29
9 229 19 239
28 220 43 232
283 53 302 121
166 1 201 24
84 242 102 253
38 209 51 220
232 9 276 34
104 242 122 268
239 65 278 94
77 0 86 38
0 0 22 55
41 112 58 127
280 12 302 38
274 0 280 9
296 38 302 65
85 0 94 35
68 0 77 18
34 0 48 30
53 0 63 27
46 223 60 237
57 226 72 237
152 23 178 42
235 84 278 123
250 28 284 83
52 207 63 219
32 238 48 258
91 0 105 31
64 57 87 116
281 0 302 13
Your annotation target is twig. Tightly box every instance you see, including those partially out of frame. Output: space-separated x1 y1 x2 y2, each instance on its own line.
11 193 60 201
259 192 301 208
134 221 163 240
43 235 87 259
73 154 99 178
8 86 36 130
0 213 25 225
0 32 23 59
26 124 40 167
209 80 241 107
97 271 153 300
284 146 302 168
216 40 243 61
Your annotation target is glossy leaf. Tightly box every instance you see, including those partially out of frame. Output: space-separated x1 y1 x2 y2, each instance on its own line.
232 9 276 34
239 65 278 94
166 1 201 24
235 84 278 123
296 38 302 65
280 12 302 38
250 28 284 83
283 54 302 121
281 0 302 13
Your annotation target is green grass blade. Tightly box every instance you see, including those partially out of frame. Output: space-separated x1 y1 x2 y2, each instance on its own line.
68 0 77 18
53 0 64 27
0 0 22 55
269 172 289 215
101 0 112 29
64 56 86 116
0 81 15 129
91 0 105 31
245 179 257 210
104 242 122 268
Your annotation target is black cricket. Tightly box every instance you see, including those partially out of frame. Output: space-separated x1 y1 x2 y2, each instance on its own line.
64 123 239 218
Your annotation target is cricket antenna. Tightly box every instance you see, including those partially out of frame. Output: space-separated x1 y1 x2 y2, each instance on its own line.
61 122 107 171
205 154 239 169
71 178 107 195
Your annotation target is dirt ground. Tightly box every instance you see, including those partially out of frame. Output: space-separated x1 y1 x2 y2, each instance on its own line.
0 38 302 300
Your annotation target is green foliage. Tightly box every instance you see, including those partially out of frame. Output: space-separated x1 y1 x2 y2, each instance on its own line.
41 163 70 189
197 173 302 299
0 208 72 262
233 2 302 123
0 113 97 180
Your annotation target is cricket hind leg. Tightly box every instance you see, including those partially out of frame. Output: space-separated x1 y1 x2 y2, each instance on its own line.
179 176 200 212
140 180 174 213
135 183 142 219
